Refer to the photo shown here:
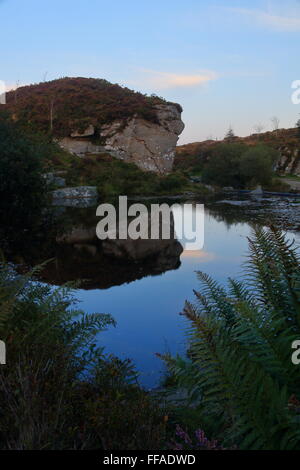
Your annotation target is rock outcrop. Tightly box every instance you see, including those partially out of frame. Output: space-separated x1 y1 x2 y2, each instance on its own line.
59 104 184 173
6 77 184 175
276 146 300 175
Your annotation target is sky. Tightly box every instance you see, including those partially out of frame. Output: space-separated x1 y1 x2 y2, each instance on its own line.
0 0 300 143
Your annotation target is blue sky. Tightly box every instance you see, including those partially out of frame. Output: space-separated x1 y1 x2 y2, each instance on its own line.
0 0 299 143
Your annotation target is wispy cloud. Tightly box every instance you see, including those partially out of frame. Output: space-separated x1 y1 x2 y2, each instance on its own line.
230 7 300 32
181 250 217 261
133 69 217 90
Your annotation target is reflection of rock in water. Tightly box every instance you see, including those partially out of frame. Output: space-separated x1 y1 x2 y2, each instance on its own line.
102 237 182 264
38 223 183 290
4 203 183 289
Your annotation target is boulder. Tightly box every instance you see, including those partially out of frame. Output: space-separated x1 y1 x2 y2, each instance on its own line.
52 186 98 200
189 176 202 183
43 173 66 188
251 185 264 197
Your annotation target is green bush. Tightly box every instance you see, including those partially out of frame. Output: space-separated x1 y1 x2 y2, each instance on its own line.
155 173 186 192
202 143 247 188
0 114 49 228
239 145 278 186
162 227 300 450
202 143 279 188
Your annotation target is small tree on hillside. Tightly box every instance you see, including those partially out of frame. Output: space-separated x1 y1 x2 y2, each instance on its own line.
225 126 235 141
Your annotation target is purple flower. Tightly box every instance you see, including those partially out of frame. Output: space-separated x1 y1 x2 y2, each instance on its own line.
175 425 192 444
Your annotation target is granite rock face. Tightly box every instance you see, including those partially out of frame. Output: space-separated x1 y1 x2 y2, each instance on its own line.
59 104 184 174
59 138 105 156
276 147 300 176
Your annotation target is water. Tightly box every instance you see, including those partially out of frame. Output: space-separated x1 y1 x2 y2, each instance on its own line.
72 212 266 389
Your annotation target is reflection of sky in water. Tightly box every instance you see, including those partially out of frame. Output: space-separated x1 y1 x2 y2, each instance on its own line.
76 210 300 389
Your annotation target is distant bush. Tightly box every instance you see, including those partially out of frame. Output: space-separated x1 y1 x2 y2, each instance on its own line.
202 143 247 188
239 145 278 186
202 143 279 188
174 151 205 173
